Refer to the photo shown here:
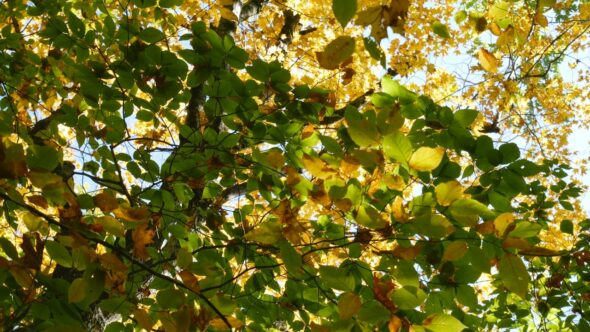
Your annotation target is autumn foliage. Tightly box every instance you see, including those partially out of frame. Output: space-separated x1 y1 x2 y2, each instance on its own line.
0 0 589 331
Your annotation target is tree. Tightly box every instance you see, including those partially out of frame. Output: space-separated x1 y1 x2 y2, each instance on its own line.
0 0 589 331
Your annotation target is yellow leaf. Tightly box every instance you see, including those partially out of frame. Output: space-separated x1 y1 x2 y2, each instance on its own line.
409 147 444 172
338 292 361 320
488 1 509 20
442 240 468 261
392 196 409 222
244 221 283 244
435 180 463 206
302 154 336 179
389 315 403 332
494 213 514 237
114 204 150 223
478 48 499 73
219 7 238 21
534 12 548 27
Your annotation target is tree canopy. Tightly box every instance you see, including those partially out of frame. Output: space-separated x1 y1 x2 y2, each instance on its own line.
0 0 589 331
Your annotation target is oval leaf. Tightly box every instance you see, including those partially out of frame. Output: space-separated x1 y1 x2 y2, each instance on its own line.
409 147 444 172
333 0 357 28
316 36 355 70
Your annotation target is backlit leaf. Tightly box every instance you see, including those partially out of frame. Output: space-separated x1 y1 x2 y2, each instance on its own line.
316 36 355 70
332 0 357 28
498 253 529 298
478 48 499 73
338 292 361 320
409 147 445 172
435 180 463 206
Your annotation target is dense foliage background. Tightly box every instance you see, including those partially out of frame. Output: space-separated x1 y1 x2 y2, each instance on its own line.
0 0 589 331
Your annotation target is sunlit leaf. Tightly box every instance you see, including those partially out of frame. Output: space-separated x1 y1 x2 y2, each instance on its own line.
316 36 355 70
409 147 444 172
498 253 529 298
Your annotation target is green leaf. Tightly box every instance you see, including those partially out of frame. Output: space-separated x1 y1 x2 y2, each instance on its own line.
363 37 382 60
498 253 529 298
316 36 355 70
156 288 185 309
453 109 479 127
357 300 390 324
68 278 87 303
246 60 270 82
431 21 450 38
508 222 542 238
392 286 426 310
499 143 520 164
354 205 387 229
45 240 72 268
381 77 416 103
449 198 494 227
332 0 357 28
0 237 19 260
423 313 467 332
139 27 165 43
26 145 61 171
159 0 183 8
383 131 413 164
319 266 355 291
560 219 574 234
278 240 302 276
347 119 381 147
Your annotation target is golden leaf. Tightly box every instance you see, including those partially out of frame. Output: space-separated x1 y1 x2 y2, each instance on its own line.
94 192 119 213
132 223 155 259
494 213 514 237
478 48 499 73
338 292 361 320
435 180 463 206
219 7 238 21
442 240 468 261
302 154 336 179
114 205 150 223
409 147 445 172
389 315 403 332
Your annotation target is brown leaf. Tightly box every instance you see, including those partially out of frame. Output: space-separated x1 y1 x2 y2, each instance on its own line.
392 244 422 260
132 223 155 259
27 195 48 209
114 205 150 223
442 240 468 261
134 308 154 331
99 253 128 272
373 273 397 312
338 292 361 320
179 270 201 293
93 192 119 213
